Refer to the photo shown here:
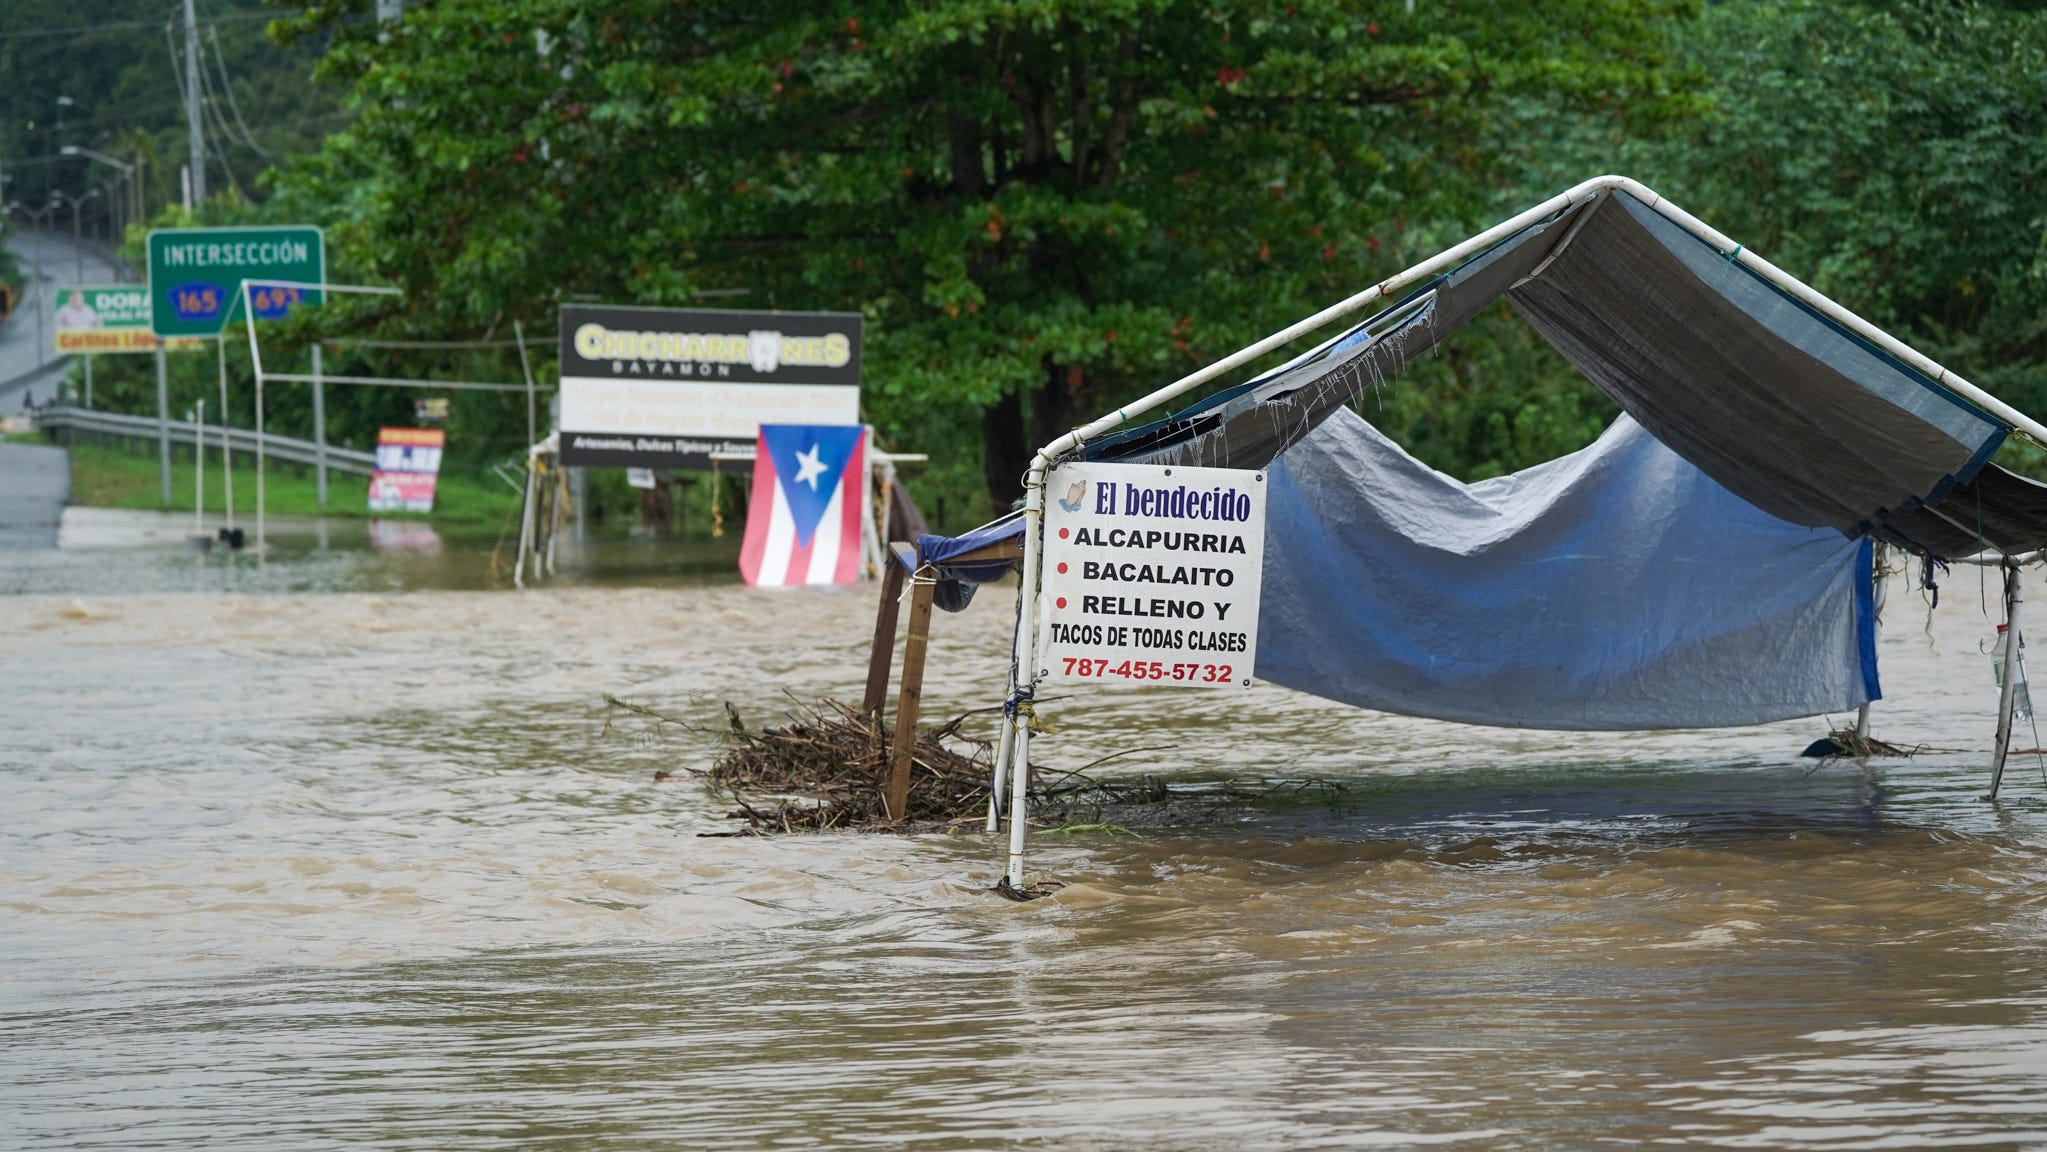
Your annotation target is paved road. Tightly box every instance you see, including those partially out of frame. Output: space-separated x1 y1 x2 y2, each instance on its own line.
0 440 70 549
0 228 125 411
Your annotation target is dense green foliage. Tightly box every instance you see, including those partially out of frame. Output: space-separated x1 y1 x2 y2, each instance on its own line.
260 0 1698 516
1675 1 2047 411
0 1 345 227
46 0 2047 527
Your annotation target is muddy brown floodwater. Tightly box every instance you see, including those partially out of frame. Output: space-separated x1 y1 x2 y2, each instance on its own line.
4 513 2047 1149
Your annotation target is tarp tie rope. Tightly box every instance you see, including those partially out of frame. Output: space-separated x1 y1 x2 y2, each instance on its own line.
1003 694 1046 734
1922 555 1950 610
1725 243 1743 264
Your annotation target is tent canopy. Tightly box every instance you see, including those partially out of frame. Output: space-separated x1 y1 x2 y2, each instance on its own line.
920 187 2047 596
1082 189 2046 557
947 177 2047 890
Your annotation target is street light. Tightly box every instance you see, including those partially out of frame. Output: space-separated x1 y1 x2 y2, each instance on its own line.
61 146 138 248
6 198 59 365
52 188 98 285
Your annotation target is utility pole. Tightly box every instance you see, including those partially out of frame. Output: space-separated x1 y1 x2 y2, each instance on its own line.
34 223 43 365
183 0 206 208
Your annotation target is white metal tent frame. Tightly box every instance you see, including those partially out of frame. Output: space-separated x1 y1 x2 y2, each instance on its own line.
229 279 544 553
990 174 2047 895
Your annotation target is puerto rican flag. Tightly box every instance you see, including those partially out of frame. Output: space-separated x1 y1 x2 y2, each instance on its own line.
739 424 869 586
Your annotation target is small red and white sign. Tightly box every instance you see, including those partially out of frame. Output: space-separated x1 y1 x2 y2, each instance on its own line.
368 427 446 513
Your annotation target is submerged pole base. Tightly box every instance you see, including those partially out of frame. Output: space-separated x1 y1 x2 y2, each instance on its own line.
991 876 1056 902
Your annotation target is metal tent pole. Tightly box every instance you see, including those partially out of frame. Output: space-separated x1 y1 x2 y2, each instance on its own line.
987 603 1027 832
1990 564 2025 800
1005 464 1047 890
548 466 567 574
513 454 537 589
986 717 1015 833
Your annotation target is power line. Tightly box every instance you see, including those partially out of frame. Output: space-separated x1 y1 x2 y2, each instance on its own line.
193 25 245 157
207 24 272 156
326 338 531 350
0 9 282 43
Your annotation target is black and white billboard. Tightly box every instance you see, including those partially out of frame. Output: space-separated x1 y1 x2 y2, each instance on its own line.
557 304 863 470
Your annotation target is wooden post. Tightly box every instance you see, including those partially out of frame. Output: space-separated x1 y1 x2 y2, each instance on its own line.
886 566 936 822
864 543 916 716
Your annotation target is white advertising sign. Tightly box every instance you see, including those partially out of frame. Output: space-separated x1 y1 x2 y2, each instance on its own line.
557 304 862 471
1037 461 1266 688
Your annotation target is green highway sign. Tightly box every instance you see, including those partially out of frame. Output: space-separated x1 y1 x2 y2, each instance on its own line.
146 225 326 337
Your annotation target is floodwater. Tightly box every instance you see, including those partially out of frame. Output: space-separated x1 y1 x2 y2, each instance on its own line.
5 512 2047 1149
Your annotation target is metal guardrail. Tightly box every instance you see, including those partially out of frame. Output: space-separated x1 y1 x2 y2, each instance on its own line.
33 404 377 475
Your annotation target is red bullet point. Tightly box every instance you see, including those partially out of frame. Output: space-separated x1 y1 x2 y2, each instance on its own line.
1055 597 1067 609
1057 562 1068 574
1058 527 1070 538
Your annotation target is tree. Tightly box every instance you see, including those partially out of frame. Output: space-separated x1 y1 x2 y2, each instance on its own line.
1649 0 2047 418
0 3 345 228
272 0 1697 518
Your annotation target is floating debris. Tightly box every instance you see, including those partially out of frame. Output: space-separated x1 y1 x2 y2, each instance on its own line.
709 698 993 832
1800 727 1922 759
603 694 1357 834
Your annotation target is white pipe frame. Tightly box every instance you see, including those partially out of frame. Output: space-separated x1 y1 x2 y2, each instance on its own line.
235 280 538 556
999 175 2047 890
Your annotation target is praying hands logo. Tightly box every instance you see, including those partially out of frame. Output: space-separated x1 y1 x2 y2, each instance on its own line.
1057 478 1088 513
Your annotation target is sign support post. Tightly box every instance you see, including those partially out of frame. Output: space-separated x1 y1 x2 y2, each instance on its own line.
242 283 267 554
218 339 234 533
83 356 92 408
311 342 328 507
155 347 171 508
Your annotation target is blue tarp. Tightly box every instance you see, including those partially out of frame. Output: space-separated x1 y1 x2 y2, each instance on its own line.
1255 409 1877 729
915 408 1877 730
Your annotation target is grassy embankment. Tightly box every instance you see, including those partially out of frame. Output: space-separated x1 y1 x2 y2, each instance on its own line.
54 439 523 525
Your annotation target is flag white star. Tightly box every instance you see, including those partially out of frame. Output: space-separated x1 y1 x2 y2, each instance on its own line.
792 443 829 490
